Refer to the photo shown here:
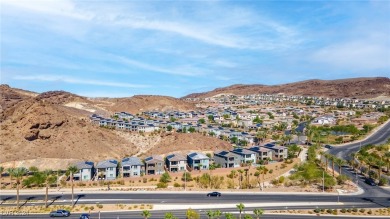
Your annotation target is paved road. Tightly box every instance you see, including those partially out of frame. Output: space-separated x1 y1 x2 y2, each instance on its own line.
330 120 390 161
327 120 390 197
2 208 390 219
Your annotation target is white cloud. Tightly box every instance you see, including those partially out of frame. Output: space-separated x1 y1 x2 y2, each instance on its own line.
112 55 205 77
13 75 150 88
312 38 390 70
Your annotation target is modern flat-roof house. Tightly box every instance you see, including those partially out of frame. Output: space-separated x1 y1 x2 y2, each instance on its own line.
263 143 288 160
165 153 187 172
213 150 241 168
122 157 143 177
73 161 94 181
187 152 209 170
231 148 257 164
144 155 165 175
248 146 273 161
96 159 118 180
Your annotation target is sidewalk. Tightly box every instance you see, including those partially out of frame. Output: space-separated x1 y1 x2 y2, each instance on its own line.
0 186 364 196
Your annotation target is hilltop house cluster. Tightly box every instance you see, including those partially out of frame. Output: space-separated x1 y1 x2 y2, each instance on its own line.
185 94 390 109
70 142 288 181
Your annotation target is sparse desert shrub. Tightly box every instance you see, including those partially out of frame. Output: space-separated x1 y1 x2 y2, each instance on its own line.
157 182 168 188
173 182 181 187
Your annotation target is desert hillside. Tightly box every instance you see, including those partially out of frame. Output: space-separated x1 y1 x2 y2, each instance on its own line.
96 95 196 114
183 77 390 99
0 85 224 168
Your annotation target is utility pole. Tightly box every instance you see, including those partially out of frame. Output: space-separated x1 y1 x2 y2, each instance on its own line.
322 171 325 193
184 167 187 191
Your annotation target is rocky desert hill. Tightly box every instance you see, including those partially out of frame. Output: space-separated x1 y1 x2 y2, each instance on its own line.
95 95 196 114
0 85 225 169
183 77 390 99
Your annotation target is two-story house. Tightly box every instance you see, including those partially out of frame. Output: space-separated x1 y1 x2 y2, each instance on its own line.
95 159 118 180
248 146 273 161
213 150 241 168
165 153 187 172
187 152 209 170
144 155 165 175
264 144 288 160
231 148 257 164
73 161 94 181
122 157 143 177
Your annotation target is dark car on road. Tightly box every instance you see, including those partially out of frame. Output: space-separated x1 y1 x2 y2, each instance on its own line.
365 178 377 186
79 213 91 219
49 210 70 217
207 192 221 197
324 145 333 149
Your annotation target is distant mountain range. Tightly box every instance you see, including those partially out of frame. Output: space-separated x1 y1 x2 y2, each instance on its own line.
183 77 390 99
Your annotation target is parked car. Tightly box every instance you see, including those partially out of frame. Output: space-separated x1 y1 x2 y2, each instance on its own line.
324 145 333 149
365 178 377 186
50 210 70 217
207 192 221 197
79 213 91 219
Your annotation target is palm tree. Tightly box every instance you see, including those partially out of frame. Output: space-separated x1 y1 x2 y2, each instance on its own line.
0 166 4 182
164 212 178 219
43 170 57 208
324 154 331 172
350 152 357 172
329 155 336 176
286 135 293 145
7 167 27 209
253 208 264 219
206 210 215 219
236 203 245 219
230 170 237 189
142 210 151 219
238 170 244 189
376 160 385 179
214 210 222 219
257 166 269 189
67 165 78 206
366 156 376 174
335 158 346 175
224 213 235 219
384 152 390 173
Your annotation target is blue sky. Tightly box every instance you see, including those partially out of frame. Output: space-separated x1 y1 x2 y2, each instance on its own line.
1 0 389 97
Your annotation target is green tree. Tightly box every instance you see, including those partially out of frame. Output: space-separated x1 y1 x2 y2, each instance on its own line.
0 166 4 182
335 158 346 175
244 215 253 219
206 210 216 219
208 115 215 122
182 172 192 181
160 172 171 183
186 208 200 219
214 210 222 219
7 167 28 209
188 127 196 133
164 212 178 219
257 166 269 189
67 165 78 206
253 208 264 219
224 213 235 219
43 170 57 208
167 125 173 131
141 210 151 219
28 166 39 173
198 118 206 124
236 203 245 219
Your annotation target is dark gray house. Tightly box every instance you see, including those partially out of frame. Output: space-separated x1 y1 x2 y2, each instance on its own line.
144 155 165 175
213 150 240 168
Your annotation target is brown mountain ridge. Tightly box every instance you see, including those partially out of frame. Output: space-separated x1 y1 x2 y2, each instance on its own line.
183 77 390 99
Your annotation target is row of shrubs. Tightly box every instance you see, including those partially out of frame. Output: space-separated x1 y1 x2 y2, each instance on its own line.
312 208 373 215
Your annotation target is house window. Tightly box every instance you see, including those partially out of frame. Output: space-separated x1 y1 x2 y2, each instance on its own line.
180 167 184 170
133 172 138 176
83 175 88 180
110 174 113 177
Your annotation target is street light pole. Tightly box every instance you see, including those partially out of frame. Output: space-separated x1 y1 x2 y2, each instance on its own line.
185 168 187 191
322 171 325 192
